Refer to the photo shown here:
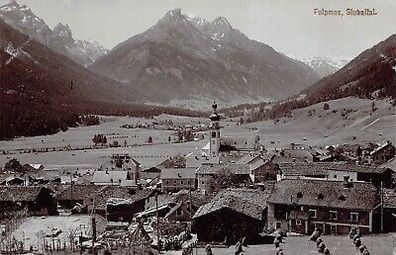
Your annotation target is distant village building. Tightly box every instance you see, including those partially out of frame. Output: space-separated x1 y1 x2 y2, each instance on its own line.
370 141 395 165
267 179 379 235
23 163 44 172
160 167 196 193
193 188 271 245
92 170 135 186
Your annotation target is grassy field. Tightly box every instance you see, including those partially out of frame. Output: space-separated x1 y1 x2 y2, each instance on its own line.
0 97 394 171
165 234 396 255
11 216 92 251
241 97 396 149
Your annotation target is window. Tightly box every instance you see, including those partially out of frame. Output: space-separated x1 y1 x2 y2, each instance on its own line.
317 193 324 200
309 209 317 219
176 208 183 216
339 195 346 201
300 206 304 211
329 210 338 220
296 220 302 226
330 225 337 233
201 181 204 185
333 174 337 178
276 222 281 229
212 132 216 138
297 192 303 198
181 180 184 185
350 212 359 222
173 180 176 184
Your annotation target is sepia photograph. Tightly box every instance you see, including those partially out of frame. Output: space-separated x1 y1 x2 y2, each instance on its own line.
0 0 395 254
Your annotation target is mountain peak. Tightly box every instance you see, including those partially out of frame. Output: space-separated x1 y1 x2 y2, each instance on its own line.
212 16 232 30
1 1 31 13
166 8 182 17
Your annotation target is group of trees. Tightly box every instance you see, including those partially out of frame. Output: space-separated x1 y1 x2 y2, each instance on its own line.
92 134 107 145
80 115 100 126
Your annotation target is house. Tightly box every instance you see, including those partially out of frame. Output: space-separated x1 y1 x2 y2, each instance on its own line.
0 186 56 215
249 159 277 183
196 163 251 193
23 164 44 172
267 179 380 235
220 137 263 152
383 188 396 233
92 170 133 186
84 186 153 221
276 149 315 163
370 141 395 165
160 167 196 193
192 188 271 245
277 162 393 188
276 162 328 181
54 184 103 209
0 175 26 186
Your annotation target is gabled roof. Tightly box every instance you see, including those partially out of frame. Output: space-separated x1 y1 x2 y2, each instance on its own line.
370 141 394 155
196 163 250 175
278 162 389 176
54 184 103 201
160 167 196 179
383 188 396 209
86 186 153 210
92 171 128 184
0 186 45 202
236 154 261 165
267 179 379 211
193 188 270 220
249 159 270 171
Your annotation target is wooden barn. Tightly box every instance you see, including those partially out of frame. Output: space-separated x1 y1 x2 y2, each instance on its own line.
0 186 57 215
192 188 271 245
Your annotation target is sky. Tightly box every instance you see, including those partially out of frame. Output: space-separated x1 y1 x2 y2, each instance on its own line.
1 0 396 59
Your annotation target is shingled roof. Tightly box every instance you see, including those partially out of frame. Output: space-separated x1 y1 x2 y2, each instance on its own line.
0 186 45 202
54 184 104 201
160 167 196 179
278 162 390 176
267 179 379 211
86 186 153 210
383 188 396 209
196 163 250 175
193 188 271 220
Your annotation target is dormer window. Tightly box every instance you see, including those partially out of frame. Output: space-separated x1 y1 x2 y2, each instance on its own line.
339 195 346 201
297 192 303 198
317 193 324 200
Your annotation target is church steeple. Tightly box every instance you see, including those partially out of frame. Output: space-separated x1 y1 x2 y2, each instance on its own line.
209 102 221 157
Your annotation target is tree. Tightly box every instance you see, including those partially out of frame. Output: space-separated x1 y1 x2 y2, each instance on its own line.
4 158 22 172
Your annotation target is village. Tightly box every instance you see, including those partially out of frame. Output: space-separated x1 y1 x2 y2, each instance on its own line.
0 103 395 255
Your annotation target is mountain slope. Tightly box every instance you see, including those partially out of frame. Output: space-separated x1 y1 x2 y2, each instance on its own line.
306 34 396 101
90 9 319 106
243 34 396 123
0 1 107 66
0 18 133 139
